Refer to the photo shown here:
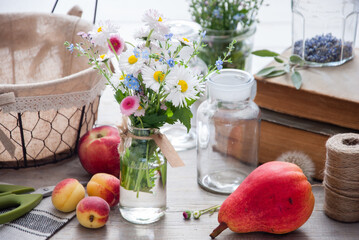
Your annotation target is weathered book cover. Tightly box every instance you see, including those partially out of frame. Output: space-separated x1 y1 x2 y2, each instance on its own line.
254 48 359 130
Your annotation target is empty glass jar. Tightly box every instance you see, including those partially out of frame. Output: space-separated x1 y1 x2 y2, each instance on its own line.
292 0 359 66
197 69 260 194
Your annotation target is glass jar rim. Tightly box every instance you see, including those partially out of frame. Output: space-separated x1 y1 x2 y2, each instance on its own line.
208 69 254 89
202 24 256 37
167 20 201 41
127 124 160 134
207 69 255 102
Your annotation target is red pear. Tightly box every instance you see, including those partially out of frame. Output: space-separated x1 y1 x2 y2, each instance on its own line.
210 161 315 238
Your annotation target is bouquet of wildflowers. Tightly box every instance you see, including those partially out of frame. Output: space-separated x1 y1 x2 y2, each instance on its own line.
66 9 234 132
66 9 234 196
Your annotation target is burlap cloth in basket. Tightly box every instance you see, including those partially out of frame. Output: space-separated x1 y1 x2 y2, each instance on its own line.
0 11 105 164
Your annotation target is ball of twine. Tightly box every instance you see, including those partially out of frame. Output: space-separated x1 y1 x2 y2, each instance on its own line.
324 133 359 223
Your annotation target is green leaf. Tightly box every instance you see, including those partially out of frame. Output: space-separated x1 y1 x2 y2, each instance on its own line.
141 114 167 128
291 71 302 89
274 56 284 63
289 55 304 64
252 50 279 57
171 107 193 132
114 90 125 103
256 66 276 77
266 70 286 78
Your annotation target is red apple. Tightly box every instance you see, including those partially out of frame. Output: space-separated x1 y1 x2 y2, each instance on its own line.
78 126 121 177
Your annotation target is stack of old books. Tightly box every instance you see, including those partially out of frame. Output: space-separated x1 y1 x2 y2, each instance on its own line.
254 49 359 180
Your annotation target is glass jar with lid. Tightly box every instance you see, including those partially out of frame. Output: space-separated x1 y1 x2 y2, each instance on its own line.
292 0 358 66
196 69 260 194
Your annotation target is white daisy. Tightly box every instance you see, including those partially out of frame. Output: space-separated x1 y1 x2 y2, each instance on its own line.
96 53 110 62
134 27 166 41
141 63 168 93
178 46 195 62
119 49 145 74
89 20 119 46
142 9 169 35
165 66 198 107
134 102 147 117
110 71 126 92
177 36 194 47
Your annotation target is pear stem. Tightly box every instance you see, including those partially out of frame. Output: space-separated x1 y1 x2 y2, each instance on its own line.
210 222 228 239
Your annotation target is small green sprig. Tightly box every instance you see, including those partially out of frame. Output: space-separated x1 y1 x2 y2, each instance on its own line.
252 49 306 90
183 205 221 220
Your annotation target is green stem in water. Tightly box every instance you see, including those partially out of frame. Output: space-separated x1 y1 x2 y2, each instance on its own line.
135 162 145 198
145 141 151 188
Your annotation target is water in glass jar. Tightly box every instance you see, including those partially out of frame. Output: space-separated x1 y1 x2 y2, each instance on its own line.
119 161 167 224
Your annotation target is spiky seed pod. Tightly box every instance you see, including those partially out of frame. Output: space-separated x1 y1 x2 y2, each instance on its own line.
276 151 315 181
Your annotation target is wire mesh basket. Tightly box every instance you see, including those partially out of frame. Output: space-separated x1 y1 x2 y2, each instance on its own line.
0 11 105 168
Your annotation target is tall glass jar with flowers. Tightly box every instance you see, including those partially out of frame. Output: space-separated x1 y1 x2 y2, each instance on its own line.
189 0 263 72
66 9 234 224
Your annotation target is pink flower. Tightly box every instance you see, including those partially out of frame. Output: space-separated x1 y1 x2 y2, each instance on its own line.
160 103 167 110
77 31 88 38
120 96 140 116
108 34 125 55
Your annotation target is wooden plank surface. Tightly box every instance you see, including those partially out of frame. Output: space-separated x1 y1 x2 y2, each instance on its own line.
1 150 358 240
1 1 359 239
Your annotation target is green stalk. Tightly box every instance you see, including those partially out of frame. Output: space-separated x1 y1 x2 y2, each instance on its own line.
137 117 144 128
125 161 134 189
145 141 151 188
135 162 145 198
125 41 136 48
107 39 119 62
145 29 154 48
200 204 221 214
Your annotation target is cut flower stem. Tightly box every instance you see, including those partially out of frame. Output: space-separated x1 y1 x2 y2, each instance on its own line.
183 204 221 220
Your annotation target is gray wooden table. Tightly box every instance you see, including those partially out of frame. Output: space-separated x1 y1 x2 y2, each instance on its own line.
0 149 358 240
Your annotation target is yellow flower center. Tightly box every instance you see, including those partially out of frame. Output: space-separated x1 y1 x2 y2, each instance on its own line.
97 27 103 32
154 53 161 62
138 105 143 110
120 74 126 80
128 55 138 64
178 80 188 92
158 17 163 22
183 37 189 42
153 71 165 82
100 54 106 59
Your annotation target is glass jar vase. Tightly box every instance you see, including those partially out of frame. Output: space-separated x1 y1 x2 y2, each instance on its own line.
292 0 359 66
197 69 260 194
119 125 167 224
199 25 256 72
